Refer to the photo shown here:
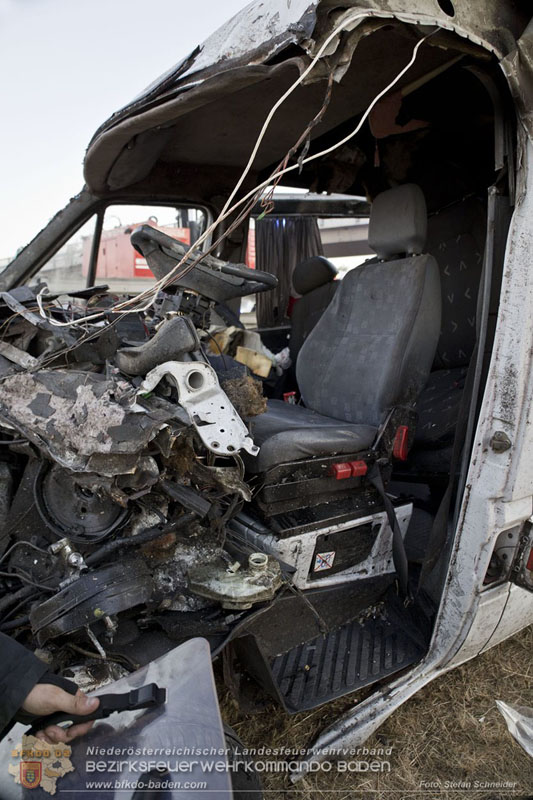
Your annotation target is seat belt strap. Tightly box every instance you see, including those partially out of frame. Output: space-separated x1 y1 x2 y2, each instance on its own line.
416 351 478 592
369 463 410 598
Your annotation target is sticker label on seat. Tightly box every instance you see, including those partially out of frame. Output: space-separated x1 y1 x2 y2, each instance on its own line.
314 551 336 571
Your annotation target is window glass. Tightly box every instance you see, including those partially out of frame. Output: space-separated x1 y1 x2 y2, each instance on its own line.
32 216 97 293
92 205 208 294
317 216 370 277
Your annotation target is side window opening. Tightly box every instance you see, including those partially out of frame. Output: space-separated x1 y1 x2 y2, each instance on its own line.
31 216 98 294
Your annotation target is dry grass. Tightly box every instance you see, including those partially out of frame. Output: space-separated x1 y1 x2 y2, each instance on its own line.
219 625 533 799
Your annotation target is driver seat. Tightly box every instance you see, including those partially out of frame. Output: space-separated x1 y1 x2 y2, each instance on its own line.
247 184 441 474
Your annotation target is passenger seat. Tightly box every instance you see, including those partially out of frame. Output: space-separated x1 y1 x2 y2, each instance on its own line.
247 184 441 476
289 256 338 363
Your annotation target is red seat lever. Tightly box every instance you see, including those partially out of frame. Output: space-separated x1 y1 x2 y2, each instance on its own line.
393 425 409 461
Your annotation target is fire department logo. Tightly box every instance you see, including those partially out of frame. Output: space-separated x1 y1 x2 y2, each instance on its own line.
9 735 75 795
20 760 42 788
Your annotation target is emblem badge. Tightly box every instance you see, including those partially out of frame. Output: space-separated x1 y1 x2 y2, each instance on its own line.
20 761 42 789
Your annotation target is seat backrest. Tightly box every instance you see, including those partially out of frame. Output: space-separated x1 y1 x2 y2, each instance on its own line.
296 184 441 427
290 256 338 361
425 196 486 370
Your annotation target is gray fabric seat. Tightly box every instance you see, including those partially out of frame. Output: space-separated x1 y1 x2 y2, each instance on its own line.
248 400 376 472
410 197 486 472
247 184 442 473
289 256 338 361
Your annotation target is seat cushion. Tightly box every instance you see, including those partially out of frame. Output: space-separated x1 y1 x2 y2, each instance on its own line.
246 400 377 472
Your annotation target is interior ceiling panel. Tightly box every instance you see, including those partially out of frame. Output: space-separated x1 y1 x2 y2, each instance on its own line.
158 28 462 170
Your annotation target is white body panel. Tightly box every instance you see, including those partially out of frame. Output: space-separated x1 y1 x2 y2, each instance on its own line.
480 584 533 653
268 503 412 589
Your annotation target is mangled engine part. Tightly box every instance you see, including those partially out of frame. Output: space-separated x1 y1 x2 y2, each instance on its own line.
27 541 283 646
35 463 130 543
0 369 180 476
115 315 199 376
25 513 215 644
0 289 122 371
49 538 87 574
139 360 259 457
29 560 153 645
188 552 283 610
0 358 259 480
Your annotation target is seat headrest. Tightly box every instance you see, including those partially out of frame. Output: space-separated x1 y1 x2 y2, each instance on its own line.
368 184 427 259
292 256 338 295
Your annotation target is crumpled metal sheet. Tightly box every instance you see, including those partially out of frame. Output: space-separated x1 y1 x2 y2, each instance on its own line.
91 0 319 139
501 19 533 144
83 0 533 195
175 0 318 80
0 370 177 473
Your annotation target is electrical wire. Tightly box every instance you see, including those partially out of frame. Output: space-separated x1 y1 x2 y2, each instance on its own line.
33 11 364 330
32 21 436 334
65 643 139 672
129 27 436 299
202 329 229 369
218 9 369 219
0 569 56 593
0 540 53 567
0 24 434 386
189 28 435 262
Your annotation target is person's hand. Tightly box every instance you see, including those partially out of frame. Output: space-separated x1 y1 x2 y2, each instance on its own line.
21 684 100 744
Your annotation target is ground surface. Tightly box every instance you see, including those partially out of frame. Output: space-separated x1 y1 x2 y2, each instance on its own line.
219 625 533 800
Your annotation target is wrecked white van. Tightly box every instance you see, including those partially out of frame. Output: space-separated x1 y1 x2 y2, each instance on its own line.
0 0 532 772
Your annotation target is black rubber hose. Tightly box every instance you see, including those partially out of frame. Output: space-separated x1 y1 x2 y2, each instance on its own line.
0 584 35 616
0 614 30 632
85 513 196 568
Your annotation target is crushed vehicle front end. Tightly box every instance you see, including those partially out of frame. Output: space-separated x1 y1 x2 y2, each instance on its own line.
1 0 533 779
